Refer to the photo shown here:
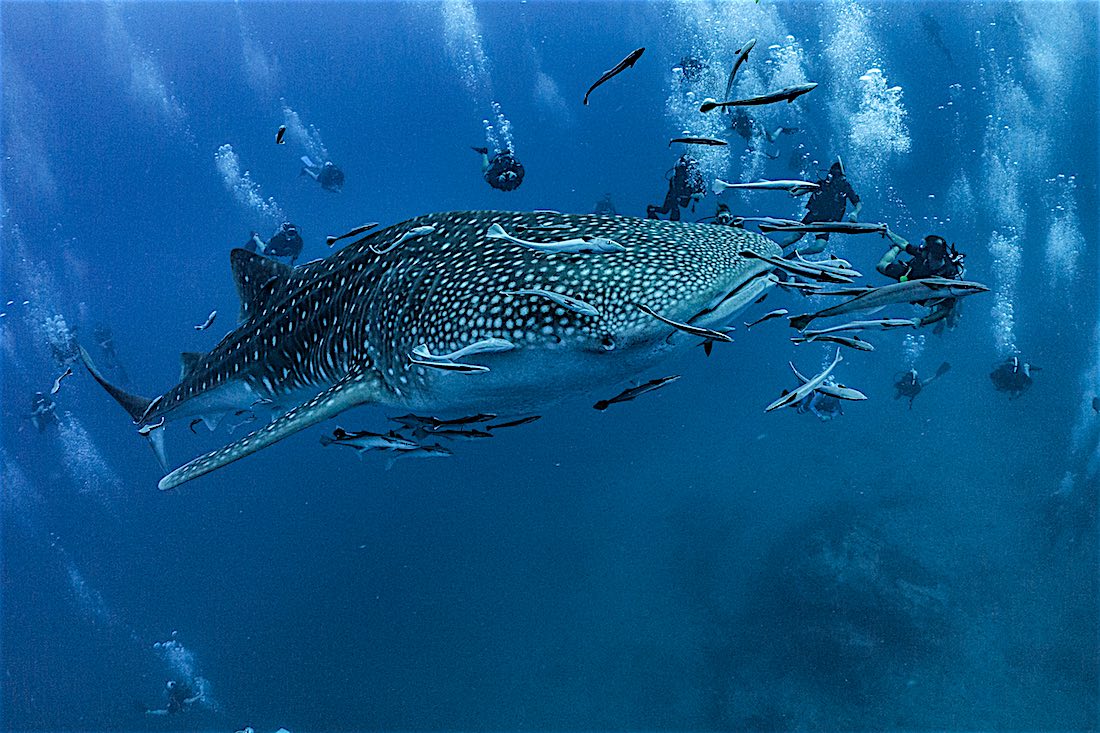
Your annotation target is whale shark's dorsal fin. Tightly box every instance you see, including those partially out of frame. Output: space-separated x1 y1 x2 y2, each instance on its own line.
230 248 294 322
179 352 204 381
157 367 386 491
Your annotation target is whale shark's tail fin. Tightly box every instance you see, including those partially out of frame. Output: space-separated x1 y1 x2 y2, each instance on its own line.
78 345 156 422
79 345 168 468
158 367 385 491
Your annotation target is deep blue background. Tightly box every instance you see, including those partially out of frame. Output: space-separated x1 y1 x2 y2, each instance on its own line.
2 2 1097 730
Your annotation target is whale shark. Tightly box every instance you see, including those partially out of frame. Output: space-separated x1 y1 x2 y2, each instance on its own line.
81 210 779 490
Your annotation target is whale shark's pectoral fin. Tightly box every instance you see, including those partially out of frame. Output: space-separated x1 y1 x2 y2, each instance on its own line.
157 368 385 491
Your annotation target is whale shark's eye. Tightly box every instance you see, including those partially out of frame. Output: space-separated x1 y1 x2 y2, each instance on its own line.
600 335 616 351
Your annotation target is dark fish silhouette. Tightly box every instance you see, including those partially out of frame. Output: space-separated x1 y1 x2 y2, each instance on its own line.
1091 396 1099 414
594 375 680 411
701 83 818 112
276 125 286 144
669 136 728 147
486 415 541 430
327 222 379 248
583 47 645 105
724 39 757 103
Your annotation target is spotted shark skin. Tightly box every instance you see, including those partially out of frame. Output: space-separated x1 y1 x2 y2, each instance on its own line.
84 211 779 490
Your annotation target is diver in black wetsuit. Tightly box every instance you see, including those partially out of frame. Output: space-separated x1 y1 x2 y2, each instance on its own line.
646 154 706 222
893 362 951 408
472 147 525 192
593 193 617 216
300 157 345 192
773 159 862 255
30 392 57 432
990 356 1038 398
142 680 201 716
877 231 966 330
245 222 304 265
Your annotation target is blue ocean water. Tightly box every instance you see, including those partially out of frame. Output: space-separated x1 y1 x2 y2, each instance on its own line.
2 1 1097 730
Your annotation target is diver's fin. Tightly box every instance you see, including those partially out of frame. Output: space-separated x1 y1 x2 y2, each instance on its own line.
158 368 385 491
147 427 169 471
300 155 315 168
179 352 204 381
230 248 294 321
78 345 156 422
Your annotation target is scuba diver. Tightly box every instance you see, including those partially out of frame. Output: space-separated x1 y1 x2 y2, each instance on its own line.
877 229 966 330
990 356 1038 398
92 324 131 386
729 108 798 157
142 679 201 716
893 362 951 409
772 158 862 255
29 392 58 432
646 154 706 222
245 222 304 265
697 202 742 227
300 156 345 192
674 55 707 83
796 388 844 421
472 147 525 192
593 193 617 216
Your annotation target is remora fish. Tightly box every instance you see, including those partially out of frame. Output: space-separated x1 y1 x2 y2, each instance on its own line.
800 318 918 338
486 415 541 430
320 427 419 454
485 222 626 254
745 309 788 329
327 222 379 247
714 178 820 196
50 367 73 395
788 277 991 330
502 289 601 317
594 375 680 410
669 136 728 147
758 221 888 236
791 365 868 401
724 38 757 102
372 225 435 255
194 310 217 331
743 250 853 284
408 355 490 373
276 125 286 144
80 211 779 490
765 349 842 412
791 334 875 352
637 303 734 343
411 337 515 363
702 82 819 112
583 47 645 105
389 413 497 430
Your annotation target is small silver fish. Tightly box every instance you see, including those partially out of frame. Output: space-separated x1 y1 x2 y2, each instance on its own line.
501 289 601 317
790 366 867 401
669 136 728 147
412 337 515 363
485 223 625 254
637 304 733 343
327 222 379 247
194 310 217 331
372 225 436 254
790 334 875 352
801 318 918 338
137 417 166 436
276 125 286 144
594 375 680 410
50 367 73 395
320 427 420 454
766 349 843 412
745 309 788 329
408 355 490 373
714 178 820 196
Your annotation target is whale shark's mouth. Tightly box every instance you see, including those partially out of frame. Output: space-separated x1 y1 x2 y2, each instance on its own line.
688 271 771 324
